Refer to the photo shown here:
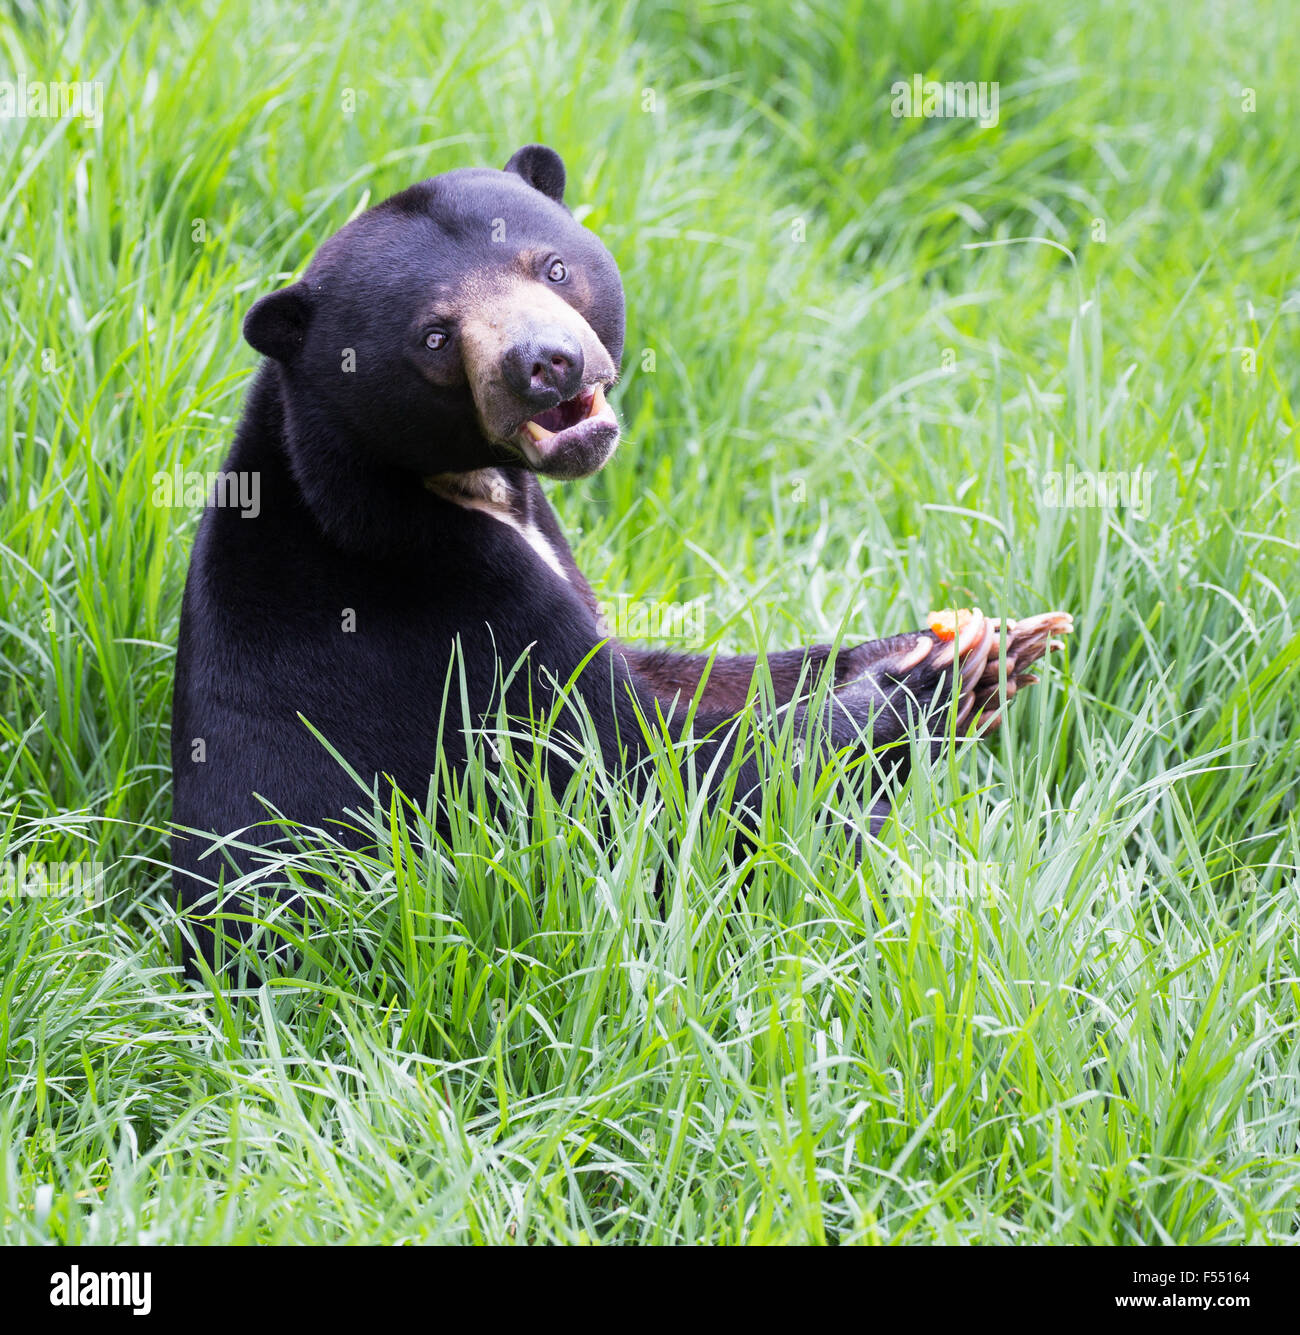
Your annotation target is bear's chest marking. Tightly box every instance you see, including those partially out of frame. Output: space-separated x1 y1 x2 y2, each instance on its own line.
424 469 569 582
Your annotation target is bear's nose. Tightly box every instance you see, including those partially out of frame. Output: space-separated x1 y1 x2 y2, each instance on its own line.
502 328 585 407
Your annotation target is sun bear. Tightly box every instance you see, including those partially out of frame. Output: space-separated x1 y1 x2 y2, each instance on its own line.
170 144 1070 973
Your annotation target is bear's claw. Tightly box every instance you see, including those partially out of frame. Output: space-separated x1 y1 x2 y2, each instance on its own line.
894 608 1072 736
967 610 1072 733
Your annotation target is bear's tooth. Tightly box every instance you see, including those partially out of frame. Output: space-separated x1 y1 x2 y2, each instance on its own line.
587 384 606 418
525 420 555 442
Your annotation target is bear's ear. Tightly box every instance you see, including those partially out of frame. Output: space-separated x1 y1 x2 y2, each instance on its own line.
504 144 566 205
243 281 312 362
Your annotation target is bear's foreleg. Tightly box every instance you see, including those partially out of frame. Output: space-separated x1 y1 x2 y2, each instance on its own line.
616 609 1070 830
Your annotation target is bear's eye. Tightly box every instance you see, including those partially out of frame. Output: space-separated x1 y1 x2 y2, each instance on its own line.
425 329 448 351
546 259 567 283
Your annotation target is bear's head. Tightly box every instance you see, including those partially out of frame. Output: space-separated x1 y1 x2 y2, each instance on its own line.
244 145 625 483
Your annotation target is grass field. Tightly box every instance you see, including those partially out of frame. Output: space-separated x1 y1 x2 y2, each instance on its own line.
1 0 1298 1244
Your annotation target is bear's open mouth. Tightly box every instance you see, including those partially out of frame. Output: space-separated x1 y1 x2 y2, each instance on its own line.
512 381 619 477
524 383 608 440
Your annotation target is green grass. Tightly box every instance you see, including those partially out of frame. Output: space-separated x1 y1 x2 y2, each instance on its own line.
1 0 1298 1243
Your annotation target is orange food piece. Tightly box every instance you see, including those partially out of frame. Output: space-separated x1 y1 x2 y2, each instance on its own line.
927 607 975 642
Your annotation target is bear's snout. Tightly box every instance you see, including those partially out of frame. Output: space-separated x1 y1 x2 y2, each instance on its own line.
501 327 585 409
457 274 619 476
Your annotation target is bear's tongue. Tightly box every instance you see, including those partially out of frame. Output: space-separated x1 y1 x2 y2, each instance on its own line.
528 386 597 436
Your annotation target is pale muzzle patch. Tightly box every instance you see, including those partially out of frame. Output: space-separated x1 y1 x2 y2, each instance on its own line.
458 275 619 479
